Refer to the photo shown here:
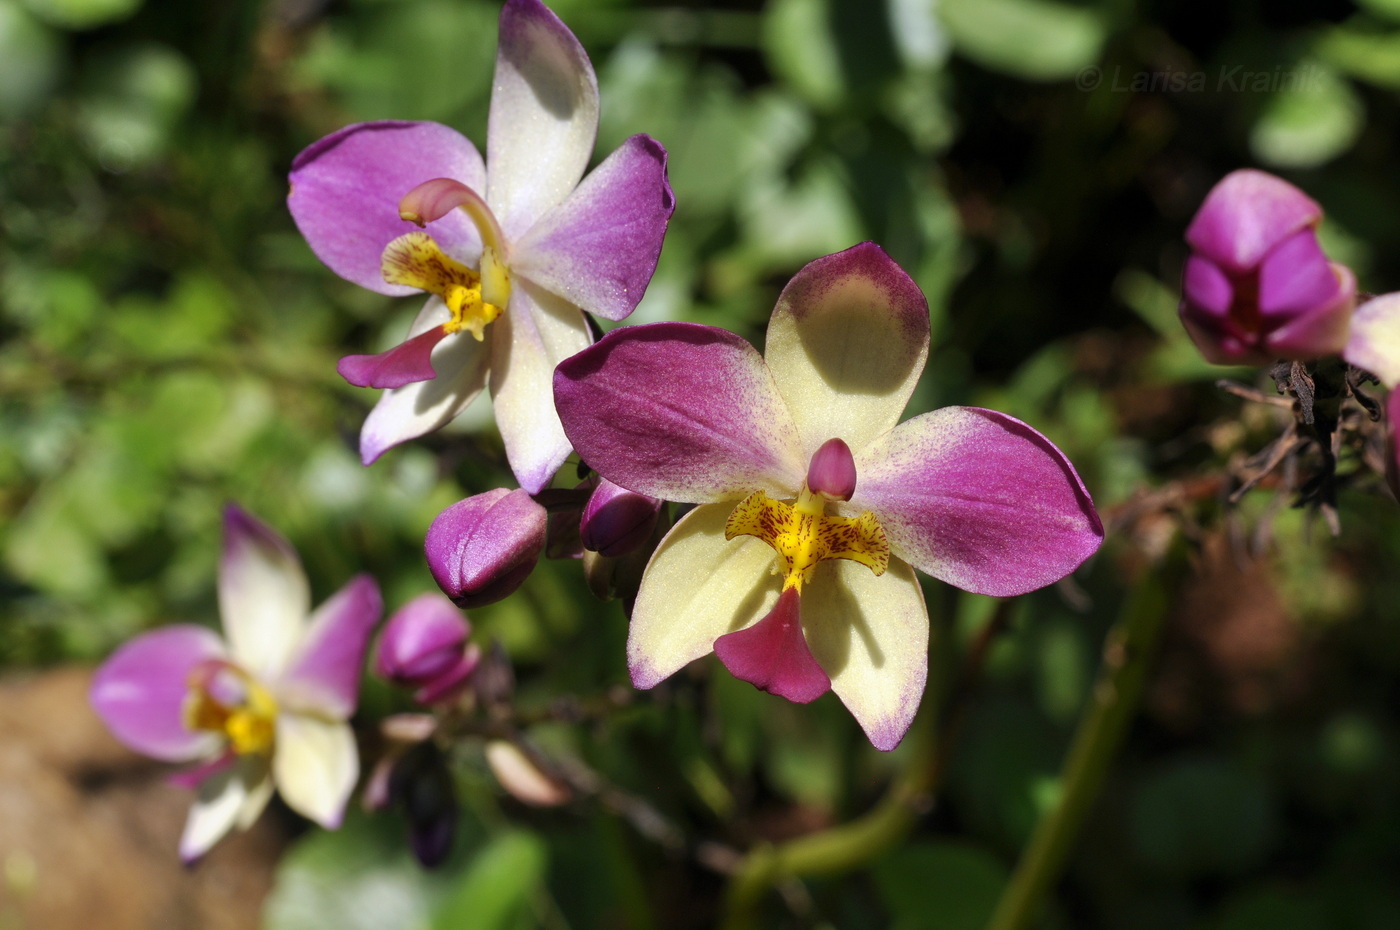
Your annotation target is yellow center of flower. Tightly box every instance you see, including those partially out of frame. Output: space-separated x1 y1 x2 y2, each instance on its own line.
184 663 278 756
725 487 889 593
380 232 504 341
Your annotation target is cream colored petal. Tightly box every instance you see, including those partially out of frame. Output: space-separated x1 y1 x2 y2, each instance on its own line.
764 243 930 459
803 557 928 752
628 503 782 688
273 714 358 829
178 756 267 863
488 280 592 493
219 505 310 680
1345 293 1400 388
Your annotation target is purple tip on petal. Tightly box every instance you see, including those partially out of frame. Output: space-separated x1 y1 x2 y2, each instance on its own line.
713 587 830 704
579 478 663 558
806 438 857 501
338 326 451 389
425 489 548 608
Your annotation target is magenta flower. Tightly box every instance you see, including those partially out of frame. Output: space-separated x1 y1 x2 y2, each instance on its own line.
287 0 674 492
554 243 1103 750
1180 169 1356 365
375 593 481 704
90 506 382 861
1344 293 1400 496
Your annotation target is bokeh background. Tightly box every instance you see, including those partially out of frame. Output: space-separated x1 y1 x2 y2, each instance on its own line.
5 0 1400 927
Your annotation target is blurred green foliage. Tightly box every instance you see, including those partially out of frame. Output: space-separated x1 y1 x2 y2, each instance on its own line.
6 0 1400 927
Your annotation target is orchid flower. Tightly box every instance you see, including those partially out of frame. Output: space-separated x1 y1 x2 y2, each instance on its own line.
554 243 1103 750
1179 169 1355 365
1344 293 1400 497
287 0 674 492
90 506 383 861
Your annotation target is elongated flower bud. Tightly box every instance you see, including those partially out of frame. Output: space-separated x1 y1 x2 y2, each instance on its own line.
579 478 663 558
426 488 547 608
375 593 479 704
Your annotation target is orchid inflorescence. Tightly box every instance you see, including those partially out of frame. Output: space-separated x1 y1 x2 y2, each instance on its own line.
87 0 1400 871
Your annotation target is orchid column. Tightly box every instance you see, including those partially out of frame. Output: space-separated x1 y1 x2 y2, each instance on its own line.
288 0 674 492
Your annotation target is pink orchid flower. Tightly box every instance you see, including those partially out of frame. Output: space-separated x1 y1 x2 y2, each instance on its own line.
90 506 382 861
1344 294 1400 497
554 243 1103 750
288 0 674 492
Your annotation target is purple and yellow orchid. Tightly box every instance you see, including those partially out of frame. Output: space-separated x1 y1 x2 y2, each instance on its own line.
554 243 1103 750
287 0 674 492
1344 294 1400 496
90 506 382 861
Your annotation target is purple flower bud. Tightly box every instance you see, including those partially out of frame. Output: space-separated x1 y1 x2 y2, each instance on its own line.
579 478 663 557
1180 169 1356 365
425 488 547 608
806 437 857 501
375 593 478 704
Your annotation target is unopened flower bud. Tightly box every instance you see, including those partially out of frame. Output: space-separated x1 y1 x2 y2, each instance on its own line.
485 740 571 807
1180 169 1355 365
391 742 457 868
426 488 547 608
375 594 479 704
579 478 663 557
806 437 857 501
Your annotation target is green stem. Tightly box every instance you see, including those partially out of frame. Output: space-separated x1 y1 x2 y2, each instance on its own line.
719 597 1016 930
983 575 1170 930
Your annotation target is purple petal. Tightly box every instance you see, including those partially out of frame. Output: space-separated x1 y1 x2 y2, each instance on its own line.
338 326 450 389
1265 262 1356 360
375 593 471 685
1387 388 1400 501
579 477 663 558
713 587 831 704
1185 169 1321 274
1180 255 1234 320
277 575 383 720
413 645 481 705
512 135 675 322
219 505 310 679
90 625 227 762
288 121 485 294
853 407 1103 597
1258 228 1344 320
488 282 591 493
554 322 807 503
360 298 493 465
425 488 548 608
486 0 599 238
765 242 931 458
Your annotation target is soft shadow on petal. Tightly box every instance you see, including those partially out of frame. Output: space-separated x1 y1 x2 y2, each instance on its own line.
361 298 493 465
219 505 310 680
288 121 485 293
805 558 928 752
273 715 358 829
853 407 1103 597
277 574 383 720
90 625 227 762
555 322 807 503
628 503 781 689
486 0 600 238
178 756 270 863
512 134 675 322
488 282 591 492
765 242 930 458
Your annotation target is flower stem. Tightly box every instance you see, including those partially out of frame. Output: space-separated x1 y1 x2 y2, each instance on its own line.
718 596 1017 930
983 575 1170 930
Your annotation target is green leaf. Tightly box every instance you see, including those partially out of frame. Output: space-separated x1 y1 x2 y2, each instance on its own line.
0 0 61 116
873 840 1008 930
20 0 140 31
430 831 548 930
938 0 1105 81
1250 62 1363 169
